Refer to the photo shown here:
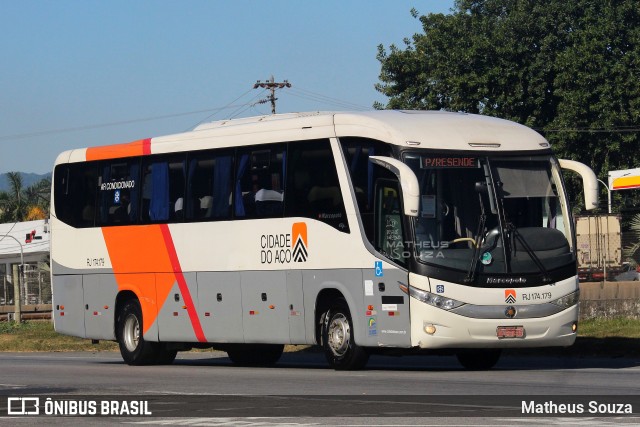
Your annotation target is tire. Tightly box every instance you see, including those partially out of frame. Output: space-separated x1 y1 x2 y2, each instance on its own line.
116 299 159 366
154 345 178 365
456 349 501 370
226 344 284 367
322 298 369 370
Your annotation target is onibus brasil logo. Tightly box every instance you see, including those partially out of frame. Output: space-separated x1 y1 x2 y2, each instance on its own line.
260 222 308 264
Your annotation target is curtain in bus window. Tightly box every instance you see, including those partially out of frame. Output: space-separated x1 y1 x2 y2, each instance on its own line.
149 161 170 221
212 155 232 218
234 154 249 217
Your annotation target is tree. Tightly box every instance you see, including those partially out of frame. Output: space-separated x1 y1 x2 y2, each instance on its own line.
376 0 640 211
623 214 640 266
0 173 50 223
0 172 28 222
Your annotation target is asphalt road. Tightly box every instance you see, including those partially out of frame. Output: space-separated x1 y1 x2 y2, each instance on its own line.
0 350 639 425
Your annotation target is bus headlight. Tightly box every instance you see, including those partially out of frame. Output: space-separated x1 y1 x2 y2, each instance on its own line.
406 286 465 310
550 290 580 309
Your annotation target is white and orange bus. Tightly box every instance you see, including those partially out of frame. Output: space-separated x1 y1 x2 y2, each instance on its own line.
51 111 598 370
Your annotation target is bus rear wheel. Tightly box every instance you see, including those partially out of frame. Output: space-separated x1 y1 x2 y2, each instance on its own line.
322 298 369 370
226 344 284 366
456 349 501 370
116 299 159 366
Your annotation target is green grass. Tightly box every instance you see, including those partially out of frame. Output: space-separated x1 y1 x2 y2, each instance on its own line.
0 318 639 355
0 320 118 352
578 317 640 339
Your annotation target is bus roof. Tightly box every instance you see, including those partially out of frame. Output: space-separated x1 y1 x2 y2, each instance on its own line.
55 110 550 165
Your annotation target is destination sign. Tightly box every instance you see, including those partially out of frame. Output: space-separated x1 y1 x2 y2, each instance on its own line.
421 156 479 169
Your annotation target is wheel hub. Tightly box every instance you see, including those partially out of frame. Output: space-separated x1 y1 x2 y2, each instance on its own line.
123 314 140 352
328 313 350 357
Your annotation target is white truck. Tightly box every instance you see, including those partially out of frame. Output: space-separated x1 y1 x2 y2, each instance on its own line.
575 214 623 281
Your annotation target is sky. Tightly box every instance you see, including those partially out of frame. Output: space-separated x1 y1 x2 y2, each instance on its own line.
0 1 455 174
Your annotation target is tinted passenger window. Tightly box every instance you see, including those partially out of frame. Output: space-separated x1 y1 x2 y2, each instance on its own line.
235 145 286 218
286 139 349 232
96 159 140 226
54 163 98 228
141 155 185 223
185 151 233 221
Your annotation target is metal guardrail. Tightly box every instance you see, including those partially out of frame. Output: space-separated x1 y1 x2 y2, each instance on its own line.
0 304 52 321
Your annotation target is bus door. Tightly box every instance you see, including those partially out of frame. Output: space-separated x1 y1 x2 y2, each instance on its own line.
364 179 411 347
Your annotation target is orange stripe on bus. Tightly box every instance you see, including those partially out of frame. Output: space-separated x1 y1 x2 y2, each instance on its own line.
101 225 186 336
86 138 151 161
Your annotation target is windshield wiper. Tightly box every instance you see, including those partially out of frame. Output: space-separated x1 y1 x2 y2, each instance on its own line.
506 223 552 283
464 212 486 283
464 182 489 283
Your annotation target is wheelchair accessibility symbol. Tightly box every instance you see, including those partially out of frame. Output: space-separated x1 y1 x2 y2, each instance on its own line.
114 189 121 204
375 261 383 277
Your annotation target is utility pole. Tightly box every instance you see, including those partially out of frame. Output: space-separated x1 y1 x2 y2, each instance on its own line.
253 76 291 114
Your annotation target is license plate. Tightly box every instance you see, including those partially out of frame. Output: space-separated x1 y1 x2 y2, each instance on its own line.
497 326 525 339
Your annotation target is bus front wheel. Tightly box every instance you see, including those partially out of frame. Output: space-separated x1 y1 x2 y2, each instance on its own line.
116 299 159 366
322 298 369 370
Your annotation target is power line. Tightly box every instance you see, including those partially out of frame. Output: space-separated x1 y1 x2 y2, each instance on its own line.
228 89 269 119
288 87 371 111
188 88 255 129
0 84 375 142
0 101 259 142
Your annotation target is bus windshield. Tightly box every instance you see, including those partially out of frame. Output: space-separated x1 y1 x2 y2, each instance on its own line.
404 153 574 278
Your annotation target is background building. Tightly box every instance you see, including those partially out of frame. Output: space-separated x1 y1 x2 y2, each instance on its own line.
0 219 50 309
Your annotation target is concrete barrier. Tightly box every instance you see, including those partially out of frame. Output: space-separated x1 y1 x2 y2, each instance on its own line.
579 281 640 320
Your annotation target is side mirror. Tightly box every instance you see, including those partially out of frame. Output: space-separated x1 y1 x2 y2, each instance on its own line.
369 156 420 216
558 159 599 210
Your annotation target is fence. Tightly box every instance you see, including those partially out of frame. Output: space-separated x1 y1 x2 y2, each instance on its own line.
0 262 51 307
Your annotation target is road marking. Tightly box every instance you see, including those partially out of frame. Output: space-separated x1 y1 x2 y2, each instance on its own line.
128 418 319 426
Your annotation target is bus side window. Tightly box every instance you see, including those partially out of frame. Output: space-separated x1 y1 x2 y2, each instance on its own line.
186 151 233 221
96 159 140 226
235 145 285 219
54 163 98 228
141 155 185 223
286 139 349 233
